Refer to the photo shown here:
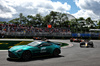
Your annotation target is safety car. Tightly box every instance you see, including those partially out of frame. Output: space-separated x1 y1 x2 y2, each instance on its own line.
8 41 61 61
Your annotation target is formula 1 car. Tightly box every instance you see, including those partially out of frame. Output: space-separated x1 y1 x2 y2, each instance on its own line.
33 37 42 40
33 37 47 41
8 41 61 61
80 40 94 48
70 38 84 42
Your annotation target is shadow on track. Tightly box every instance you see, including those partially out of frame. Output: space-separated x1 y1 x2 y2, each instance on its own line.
7 55 64 62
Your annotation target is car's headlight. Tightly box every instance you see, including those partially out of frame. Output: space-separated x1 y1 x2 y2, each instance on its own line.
15 49 23 52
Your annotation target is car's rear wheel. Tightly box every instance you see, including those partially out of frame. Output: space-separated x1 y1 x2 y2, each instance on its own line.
91 44 94 48
89 42 94 48
22 51 32 61
80 45 82 47
70 40 73 42
53 49 60 56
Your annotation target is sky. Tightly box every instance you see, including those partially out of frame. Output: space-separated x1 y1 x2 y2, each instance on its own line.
0 0 100 22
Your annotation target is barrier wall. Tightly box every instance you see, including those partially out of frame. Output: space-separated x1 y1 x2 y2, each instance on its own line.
0 32 100 39
71 33 100 38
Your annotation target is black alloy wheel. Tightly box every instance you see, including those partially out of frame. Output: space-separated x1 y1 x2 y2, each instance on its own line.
22 51 32 61
53 49 60 57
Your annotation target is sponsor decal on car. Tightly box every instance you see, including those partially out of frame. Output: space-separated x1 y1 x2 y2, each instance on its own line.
41 47 47 53
85 43 88 46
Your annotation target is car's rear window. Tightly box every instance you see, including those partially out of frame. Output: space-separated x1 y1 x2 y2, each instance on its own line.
28 41 41 46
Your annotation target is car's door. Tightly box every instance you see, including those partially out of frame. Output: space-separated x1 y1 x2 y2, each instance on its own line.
31 46 41 56
39 42 52 54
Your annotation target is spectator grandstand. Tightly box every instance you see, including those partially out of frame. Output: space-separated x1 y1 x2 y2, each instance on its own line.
0 24 71 38
0 24 99 39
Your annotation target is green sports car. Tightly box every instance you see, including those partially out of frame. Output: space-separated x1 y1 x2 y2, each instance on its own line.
8 41 61 60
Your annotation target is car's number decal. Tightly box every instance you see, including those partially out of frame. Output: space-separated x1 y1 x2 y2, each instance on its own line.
40 47 46 53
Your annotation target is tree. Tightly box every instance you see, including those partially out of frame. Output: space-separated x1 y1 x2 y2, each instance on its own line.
35 14 43 27
19 13 27 25
50 11 57 26
43 15 51 27
97 20 100 29
9 18 20 25
78 17 85 21
56 13 68 27
27 15 36 26
0 21 7 24
19 13 23 24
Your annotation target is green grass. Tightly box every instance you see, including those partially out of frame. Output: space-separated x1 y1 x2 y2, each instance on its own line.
61 43 69 47
0 41 32 50
0 41 68 50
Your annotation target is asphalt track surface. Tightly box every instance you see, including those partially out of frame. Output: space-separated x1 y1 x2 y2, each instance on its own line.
0 39 100 66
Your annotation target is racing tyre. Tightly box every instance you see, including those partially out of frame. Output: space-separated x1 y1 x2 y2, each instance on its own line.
91 44 94 48
89 42 94 48
80 45 83 48
70 40 73 42
22 51 32 61
53 49 60 57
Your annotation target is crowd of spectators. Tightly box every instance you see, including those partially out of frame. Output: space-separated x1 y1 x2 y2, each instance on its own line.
0 24 71 34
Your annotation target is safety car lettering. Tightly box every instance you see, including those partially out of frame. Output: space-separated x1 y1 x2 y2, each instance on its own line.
40 47 47 53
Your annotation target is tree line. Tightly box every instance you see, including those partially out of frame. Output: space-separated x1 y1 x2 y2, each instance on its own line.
0 11 100 33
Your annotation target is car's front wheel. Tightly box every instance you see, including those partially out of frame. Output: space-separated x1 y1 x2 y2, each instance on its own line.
53 49 60 56
21 51 32 61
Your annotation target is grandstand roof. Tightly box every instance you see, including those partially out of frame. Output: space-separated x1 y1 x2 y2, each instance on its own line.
67 14 76 21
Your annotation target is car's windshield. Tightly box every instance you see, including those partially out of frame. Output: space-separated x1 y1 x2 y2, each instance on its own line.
27 41 41 47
